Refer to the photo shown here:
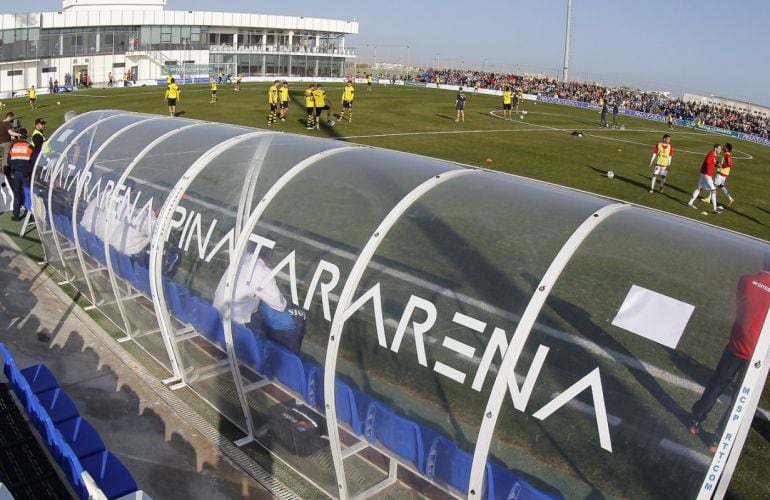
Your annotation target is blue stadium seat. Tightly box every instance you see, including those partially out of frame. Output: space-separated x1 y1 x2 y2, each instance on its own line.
80 451 138 500
130 261 150 294
232 323 267 373
487 460 559 500
57 440 88 497
365 400 425 473
39 404 66 458
305 363 324 410
20 363 59 394
165 281 193 326
194 300 225 347
334 381 372 436
56 417 106 461
14 374 38 414
91 234 107 265
426 435 485 496
77 226 91 255
265 341 307 399
37 387 80 425
0 342 17 382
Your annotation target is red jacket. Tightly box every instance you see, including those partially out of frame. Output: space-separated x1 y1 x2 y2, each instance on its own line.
728 271 770 359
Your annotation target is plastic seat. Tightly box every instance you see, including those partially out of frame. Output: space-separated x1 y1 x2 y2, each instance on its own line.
487 460 559 500
80 451 138 499
427 435 481 495
91 234 107 265
39 407 66 458
334 381 372 436
37 387 80 424
365 400 425 472
21 363 59 394
0 342 17 382
56 417 106 460
108 247 123 277
165 281 193 325
232 323 266 373
305 363 324 410
265 341 307 399
194 300 225 347
76 225 91 254
58 440 87 496
132 261 151 295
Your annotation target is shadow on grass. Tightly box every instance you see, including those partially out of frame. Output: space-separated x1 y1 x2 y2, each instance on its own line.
434 113 456 121
587 165 648 191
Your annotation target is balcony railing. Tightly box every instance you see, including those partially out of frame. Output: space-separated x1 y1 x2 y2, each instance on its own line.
208 44 357 56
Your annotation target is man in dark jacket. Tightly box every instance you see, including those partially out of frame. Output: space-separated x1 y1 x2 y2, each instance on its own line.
8 128 33 221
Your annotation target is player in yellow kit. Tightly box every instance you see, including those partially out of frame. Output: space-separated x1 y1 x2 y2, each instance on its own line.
304 84 316 129
502 86 513 120
268 80 280 126
28 85 37 110
340 80 355 122
210 78 218 103
312 84 331 129
164 78 180 116
279 81 289 122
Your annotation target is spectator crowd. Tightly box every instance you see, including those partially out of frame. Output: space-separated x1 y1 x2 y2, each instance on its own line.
414 69 769 139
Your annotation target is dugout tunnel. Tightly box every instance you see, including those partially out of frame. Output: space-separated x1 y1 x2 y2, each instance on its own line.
30 110 770 499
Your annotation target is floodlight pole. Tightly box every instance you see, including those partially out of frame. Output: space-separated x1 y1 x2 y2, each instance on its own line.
563 0 572 82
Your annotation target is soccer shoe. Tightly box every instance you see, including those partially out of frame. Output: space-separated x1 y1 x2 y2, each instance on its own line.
689 420 701 435
728 197 735 207
687 203 697 209
455 118 459 122
659 184 664 192
10 215 22 222
281 117 286 122
699 197 710 203
712 210 721 215
649 189 654 193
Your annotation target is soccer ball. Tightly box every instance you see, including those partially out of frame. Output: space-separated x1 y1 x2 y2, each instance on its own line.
57 101 61 105
519 115 524 120
327 119 336 127
607 170 615 179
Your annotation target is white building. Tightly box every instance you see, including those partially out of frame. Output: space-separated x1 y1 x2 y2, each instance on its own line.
683 92 770 117
0 0 358 94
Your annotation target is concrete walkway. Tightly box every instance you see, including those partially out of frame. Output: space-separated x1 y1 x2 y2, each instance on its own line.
0 229 276 500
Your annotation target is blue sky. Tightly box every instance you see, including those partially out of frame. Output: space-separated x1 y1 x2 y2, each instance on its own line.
16 0 770 106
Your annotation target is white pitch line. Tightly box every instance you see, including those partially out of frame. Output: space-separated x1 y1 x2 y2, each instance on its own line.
491 109 755 160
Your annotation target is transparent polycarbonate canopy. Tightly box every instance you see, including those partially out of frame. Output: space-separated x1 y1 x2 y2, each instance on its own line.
31 111 770 500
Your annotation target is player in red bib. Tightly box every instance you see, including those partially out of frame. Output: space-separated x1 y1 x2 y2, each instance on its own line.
687 143 722 214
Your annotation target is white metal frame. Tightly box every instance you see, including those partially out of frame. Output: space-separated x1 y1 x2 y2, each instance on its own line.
148 130 266 395
222 146 360 445
468 203 629 498
323 168 474 499
40 114 123 282
70 116 162 305
102 122 204 372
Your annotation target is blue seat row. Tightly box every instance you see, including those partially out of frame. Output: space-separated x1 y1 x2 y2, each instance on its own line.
1 343 138 499
156 289 561 499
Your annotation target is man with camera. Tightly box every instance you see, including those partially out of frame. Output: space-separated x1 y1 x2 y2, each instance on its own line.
1 112 23 181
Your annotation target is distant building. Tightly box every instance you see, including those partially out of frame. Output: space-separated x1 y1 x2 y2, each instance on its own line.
0 0 358 93
683 93 769 117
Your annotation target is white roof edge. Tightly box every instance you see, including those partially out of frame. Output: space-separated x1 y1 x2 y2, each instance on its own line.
1 10 358 34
